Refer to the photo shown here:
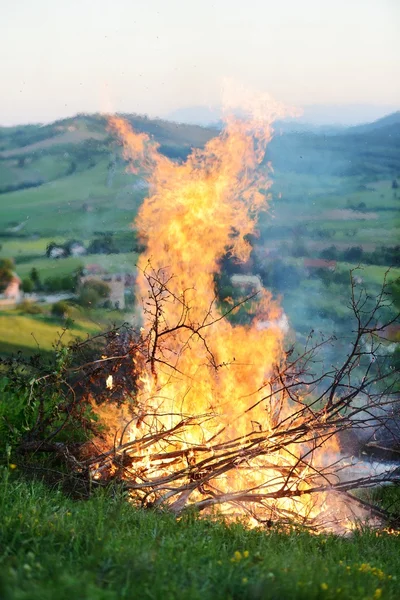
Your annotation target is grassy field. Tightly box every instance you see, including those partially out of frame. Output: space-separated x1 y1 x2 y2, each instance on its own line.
0 161 144 236
0 309 101 356
0 304 131 357
0 471 399 600
13 252 139 280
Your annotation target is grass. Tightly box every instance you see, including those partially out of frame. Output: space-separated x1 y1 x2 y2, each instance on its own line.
0 310 102 356
0 160 145 236
0 470 399 600
13 252 138 280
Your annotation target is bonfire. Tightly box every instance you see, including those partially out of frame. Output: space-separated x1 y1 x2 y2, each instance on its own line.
18 90 399 535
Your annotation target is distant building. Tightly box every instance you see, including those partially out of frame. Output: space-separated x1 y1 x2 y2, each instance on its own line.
68 242 86 257
0 272 22 307
49 246 67 259
231 274 263 294
79 271 136 310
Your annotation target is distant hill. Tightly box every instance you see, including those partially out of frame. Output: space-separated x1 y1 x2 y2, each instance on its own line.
0 110 398 206
346 111 400 135
167 103 399 128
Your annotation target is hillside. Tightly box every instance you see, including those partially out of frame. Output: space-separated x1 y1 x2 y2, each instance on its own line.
0 111 398 358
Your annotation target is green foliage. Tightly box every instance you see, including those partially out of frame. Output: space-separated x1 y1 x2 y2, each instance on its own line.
0 475 399 600
18 300 43 315
51 301 70 318
87 235 119 255
21 278 34 293
0 377 32 450
0 257 14 292
79 280 111 308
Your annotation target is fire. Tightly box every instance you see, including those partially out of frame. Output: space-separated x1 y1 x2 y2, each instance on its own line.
92 93 382 533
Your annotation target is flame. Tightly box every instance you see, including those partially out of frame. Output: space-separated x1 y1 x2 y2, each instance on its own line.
94 92 381 533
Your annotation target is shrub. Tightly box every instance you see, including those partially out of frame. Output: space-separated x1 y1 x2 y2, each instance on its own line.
51 301 70 318
18 299 43 314
79 279 111 308
21 278 34 293
79 287 100 308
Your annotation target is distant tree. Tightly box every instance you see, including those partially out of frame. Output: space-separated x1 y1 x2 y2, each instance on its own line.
87 235 118 255
0 258 14 292
21 278 34 293
291 238 309 258
392 179 399 189
30 268 40 287
0 258 15 270
51 301 70 319
79 287 100 308
44 276 63 292
320 246 338 261
343 246 363 263
79 279 111 308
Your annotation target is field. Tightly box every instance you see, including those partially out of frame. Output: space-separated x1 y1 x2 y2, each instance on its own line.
0 113 399 600
1 471 399 600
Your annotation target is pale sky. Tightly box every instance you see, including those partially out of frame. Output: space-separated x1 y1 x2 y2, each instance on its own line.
1 0 399 125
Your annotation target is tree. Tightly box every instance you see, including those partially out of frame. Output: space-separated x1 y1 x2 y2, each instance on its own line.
30 268 40 289
87 235 118 255
21 278 34 293
343 246 363 263
51 301 70 318
0 258 14 292
79 279 111 308
392 179 399 190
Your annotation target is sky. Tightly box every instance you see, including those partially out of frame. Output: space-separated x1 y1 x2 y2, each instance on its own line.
1 0 399 125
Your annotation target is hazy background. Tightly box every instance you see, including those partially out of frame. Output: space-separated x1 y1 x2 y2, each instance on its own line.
1 0 399 125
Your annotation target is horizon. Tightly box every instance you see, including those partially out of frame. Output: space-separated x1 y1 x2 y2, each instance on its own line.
1 103 399 130
1 0 399 127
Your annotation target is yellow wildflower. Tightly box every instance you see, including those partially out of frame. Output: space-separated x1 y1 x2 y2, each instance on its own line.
232 551 242 562
373 590 382 600
321 583 328 591
243 550 249 558
9 464 17 470
242 578 248 584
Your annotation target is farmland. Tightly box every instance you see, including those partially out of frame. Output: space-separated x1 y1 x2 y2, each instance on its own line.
0 112 399 356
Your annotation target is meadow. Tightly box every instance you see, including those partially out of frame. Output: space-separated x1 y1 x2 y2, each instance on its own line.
1 470 399 600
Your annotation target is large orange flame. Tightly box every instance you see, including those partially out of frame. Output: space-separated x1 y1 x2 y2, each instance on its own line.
100 94 377 532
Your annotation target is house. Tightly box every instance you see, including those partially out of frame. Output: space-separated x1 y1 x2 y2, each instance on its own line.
68 241 86 257
80 271 131 310
0 273 22 307
49 246 67 259
231 274 263 294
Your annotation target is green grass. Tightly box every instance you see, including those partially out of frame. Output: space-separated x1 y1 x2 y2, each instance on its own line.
0 161 144 236
0 310 102 356
13 252 138 280
0 472 399 600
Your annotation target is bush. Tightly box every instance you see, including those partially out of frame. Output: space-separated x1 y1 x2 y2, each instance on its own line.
79 287 100 308
51 301 70 318
18 300 43 314
343 246 363 263
21 278 34 293
79 279 111 308
0 257 14 292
